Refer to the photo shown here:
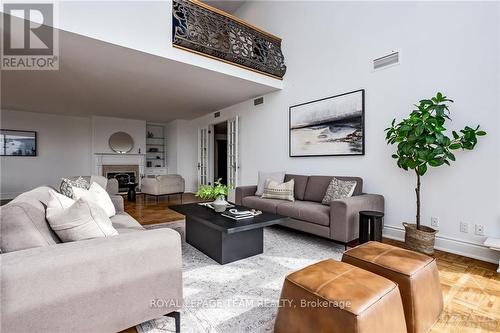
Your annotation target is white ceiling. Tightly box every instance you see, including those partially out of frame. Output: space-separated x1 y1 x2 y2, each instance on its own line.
1 19 277 123
203 0 246 14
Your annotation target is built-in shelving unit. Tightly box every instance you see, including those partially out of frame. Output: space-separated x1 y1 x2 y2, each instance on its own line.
146 123 167 177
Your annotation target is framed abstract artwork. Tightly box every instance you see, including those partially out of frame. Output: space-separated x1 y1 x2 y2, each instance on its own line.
0 129 37 156
289 89 365 157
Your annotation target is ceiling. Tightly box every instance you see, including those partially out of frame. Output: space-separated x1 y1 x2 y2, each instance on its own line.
203 1 246 14
1 17 277 123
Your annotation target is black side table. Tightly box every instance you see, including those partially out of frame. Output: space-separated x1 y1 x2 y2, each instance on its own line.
127 182 137 202
359 210 384 244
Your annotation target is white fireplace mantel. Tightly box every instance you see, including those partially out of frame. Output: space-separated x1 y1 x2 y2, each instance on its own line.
94 153 145 188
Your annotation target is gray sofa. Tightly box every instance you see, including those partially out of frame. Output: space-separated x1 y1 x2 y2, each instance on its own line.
235 174 384 247
0 182 183 333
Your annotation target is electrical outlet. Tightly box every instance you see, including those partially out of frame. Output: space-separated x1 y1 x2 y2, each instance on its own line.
460 222 469 233
475 224 484 236
431 216 439 228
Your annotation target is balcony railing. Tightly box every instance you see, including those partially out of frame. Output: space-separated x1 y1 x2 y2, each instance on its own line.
172 0 287 79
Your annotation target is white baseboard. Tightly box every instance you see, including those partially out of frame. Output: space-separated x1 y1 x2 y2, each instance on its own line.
383 225 499 264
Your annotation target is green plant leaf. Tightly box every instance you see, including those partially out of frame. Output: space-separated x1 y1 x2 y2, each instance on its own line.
429 159 444 167
415 126 424 136
476 131 486 136
417 164 427 176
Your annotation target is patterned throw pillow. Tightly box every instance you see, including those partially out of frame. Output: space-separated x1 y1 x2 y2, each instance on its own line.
60 177 89 198
262 179 295 202
322 177 357 205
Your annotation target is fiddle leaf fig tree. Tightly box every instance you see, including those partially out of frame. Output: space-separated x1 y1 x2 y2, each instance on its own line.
385 92 486 230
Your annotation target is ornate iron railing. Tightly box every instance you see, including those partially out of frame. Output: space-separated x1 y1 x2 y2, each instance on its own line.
172 0 286 79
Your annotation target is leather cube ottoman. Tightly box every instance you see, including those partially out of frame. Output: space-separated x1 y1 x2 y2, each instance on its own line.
342 241 443 333
274 259 407 333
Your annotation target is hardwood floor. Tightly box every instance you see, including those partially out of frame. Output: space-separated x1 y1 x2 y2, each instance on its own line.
384 239 499 332
121 199 499 333
124 192 201 225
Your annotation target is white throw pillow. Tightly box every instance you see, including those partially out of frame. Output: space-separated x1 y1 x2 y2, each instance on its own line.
255 171 286 196
46 197 118 242
72 182 116 217
46 190 75 218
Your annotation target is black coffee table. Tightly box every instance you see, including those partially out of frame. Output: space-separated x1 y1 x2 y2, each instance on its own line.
170 203 288 264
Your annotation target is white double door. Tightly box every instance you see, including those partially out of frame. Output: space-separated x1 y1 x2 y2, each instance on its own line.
197 116 239 189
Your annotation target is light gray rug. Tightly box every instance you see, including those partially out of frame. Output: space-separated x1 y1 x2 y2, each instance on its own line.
138 221 344 333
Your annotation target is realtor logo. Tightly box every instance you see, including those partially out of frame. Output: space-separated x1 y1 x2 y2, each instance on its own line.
2 2 59 70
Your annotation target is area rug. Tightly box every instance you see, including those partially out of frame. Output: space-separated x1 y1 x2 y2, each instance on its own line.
138 222 344 333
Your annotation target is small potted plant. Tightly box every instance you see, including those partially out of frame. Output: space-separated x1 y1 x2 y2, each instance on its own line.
385 92 486 255
196 179 230 212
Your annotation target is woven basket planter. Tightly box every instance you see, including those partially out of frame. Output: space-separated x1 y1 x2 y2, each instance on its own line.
403 223 437 255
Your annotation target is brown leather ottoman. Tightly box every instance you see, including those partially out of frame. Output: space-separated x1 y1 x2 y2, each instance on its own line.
342 242 443 333
274 259 407 333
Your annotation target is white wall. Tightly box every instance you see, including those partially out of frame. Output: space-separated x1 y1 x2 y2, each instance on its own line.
165 120 196 175
497 2 500 241
165 120 178 174
0 110 92 198
166 119 197 191
174 1 500 262
92 116 146 154
0 112 150 198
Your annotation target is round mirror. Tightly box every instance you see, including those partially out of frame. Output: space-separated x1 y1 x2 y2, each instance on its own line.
109 132 134 154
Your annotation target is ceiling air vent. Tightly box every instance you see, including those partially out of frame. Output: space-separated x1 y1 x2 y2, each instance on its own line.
254 97 264 106
373 51 399 71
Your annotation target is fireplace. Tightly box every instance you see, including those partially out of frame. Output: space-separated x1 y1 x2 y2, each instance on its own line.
102 165 140 192
107 172 136 192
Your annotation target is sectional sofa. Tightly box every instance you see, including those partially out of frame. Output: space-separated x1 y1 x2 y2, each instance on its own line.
0 178 182 333
235 174 384 247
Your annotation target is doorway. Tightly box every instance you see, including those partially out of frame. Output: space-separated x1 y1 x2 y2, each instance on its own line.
197 116 239 190
213 121 228 185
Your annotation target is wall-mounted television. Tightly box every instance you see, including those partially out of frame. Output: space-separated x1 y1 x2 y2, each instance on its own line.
0 129 37 156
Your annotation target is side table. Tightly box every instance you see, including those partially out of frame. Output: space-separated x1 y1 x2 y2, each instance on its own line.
127 182 137 202
359 210 384 244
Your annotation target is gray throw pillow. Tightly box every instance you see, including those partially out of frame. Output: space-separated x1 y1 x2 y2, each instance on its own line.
60 177 89 198
322 177 357 205
255 171 285 196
